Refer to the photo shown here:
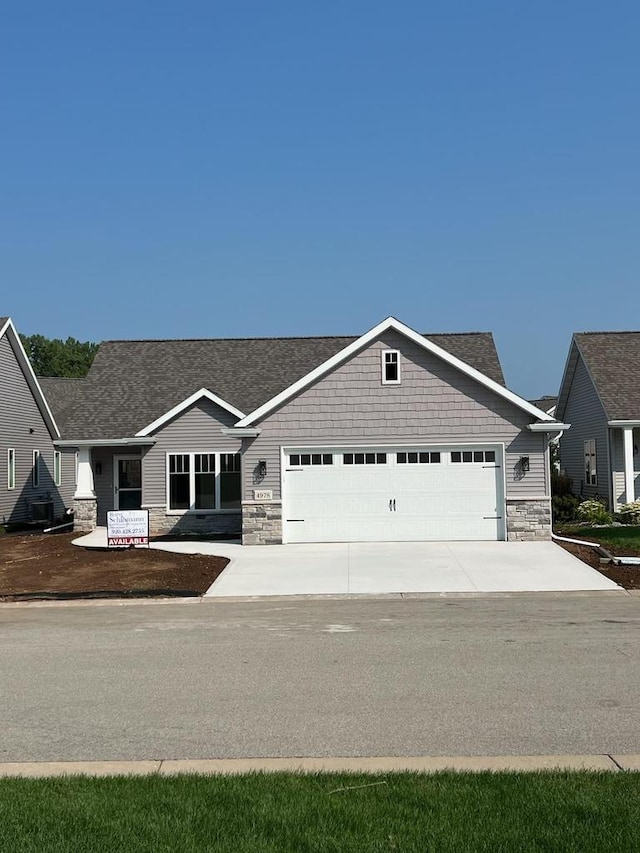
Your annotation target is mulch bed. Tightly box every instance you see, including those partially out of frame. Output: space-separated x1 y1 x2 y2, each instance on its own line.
557 541 640 590
0 531 228 601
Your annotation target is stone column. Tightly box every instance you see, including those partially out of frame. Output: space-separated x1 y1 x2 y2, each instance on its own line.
73 446 97 532
623 427 635 504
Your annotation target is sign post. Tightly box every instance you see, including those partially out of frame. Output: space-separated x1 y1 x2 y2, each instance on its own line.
107 509 150 547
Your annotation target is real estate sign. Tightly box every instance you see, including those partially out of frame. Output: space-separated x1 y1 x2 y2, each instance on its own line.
107 509 149 547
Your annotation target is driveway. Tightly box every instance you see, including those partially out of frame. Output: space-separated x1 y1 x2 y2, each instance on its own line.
152 540 620 597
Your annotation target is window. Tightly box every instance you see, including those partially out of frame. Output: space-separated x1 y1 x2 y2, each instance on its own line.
451 450 496 464
54 450 62 486
220 453 241 509
584 440 597 486
168 452 241 511
382 350 401 384
397 451 441 464
289 453 333 466
32 450 40 487
343 452 387 465
7 449 15 490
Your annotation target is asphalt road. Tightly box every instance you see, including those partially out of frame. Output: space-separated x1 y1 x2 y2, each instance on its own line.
1 593 639 762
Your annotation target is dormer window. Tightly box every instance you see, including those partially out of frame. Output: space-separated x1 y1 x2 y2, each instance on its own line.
382 350 401 384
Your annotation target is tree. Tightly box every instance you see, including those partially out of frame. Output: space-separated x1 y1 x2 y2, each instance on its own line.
20 334 99 378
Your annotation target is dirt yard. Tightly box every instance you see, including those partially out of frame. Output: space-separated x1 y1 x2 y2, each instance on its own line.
0 531 228 600
557 541 640 590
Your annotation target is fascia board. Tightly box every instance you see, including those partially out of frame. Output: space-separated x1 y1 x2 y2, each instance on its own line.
528 422 570 432
55 437 156 447
235 316 556 427
135 388 245 436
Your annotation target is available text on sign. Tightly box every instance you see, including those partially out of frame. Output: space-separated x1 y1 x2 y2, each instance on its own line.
107 510 150 547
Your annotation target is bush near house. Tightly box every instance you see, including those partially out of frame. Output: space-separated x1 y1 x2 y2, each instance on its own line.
576 499 613 526
551 469 580 523
617 501 640 525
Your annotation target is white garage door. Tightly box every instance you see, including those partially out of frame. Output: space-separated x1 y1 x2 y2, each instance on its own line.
283 446 504 543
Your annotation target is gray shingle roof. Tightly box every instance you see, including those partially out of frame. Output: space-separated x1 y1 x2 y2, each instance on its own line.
528 395 557 413
573 332 640 420
52 331 505 440
37 377 87 436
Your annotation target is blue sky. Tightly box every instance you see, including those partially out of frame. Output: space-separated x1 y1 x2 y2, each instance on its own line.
2 1 639 397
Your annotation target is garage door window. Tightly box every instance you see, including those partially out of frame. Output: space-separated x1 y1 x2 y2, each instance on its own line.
451 450 496 464
289 453 333 466
343 452 387 465
397 452 441 464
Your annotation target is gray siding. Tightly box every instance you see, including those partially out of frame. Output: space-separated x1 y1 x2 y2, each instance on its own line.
611 428 640 507
559 355 610 502
0 333 69 524
243 331 548 502
144 399 241 507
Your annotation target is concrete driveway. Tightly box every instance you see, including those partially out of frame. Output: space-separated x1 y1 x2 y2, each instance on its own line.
153 540 619 597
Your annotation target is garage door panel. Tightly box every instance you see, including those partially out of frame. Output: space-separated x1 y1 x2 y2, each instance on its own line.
284 447 504 543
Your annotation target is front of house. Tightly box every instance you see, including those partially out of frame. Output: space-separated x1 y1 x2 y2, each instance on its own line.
50 318 565 544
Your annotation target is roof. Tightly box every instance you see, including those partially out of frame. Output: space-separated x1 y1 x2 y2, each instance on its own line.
557 332 640 421
528 395 557 413
54 329 507 440
37 377 87 436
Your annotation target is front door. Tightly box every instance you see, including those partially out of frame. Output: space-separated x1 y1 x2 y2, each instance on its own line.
114 456 142 510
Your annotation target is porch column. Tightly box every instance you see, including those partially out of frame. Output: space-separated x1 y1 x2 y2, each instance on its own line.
623 427 635 504
74 446 95 498
73 446 97 532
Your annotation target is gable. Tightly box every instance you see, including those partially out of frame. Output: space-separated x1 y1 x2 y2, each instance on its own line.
237 318 554 428
252 329 541 434
0 319 59 439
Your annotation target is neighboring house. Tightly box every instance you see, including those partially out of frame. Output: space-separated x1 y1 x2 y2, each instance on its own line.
557 332 640 509
52 317 565 543
0 317 75 526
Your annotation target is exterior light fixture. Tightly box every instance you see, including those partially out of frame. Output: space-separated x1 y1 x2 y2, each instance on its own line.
519 456 530 472
258 460 267 476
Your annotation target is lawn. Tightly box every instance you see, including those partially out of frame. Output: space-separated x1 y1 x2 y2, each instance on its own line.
559 525 640 551
1 771 639 852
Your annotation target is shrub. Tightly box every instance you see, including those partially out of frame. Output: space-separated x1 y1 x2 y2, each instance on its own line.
576 499 613 525
618 500 640 525
551 469 573 497
552 494 580 523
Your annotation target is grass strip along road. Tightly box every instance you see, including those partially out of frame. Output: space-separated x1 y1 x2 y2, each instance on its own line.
1 771 639 852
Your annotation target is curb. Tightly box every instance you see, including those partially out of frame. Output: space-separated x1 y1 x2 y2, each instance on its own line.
0 754 638 777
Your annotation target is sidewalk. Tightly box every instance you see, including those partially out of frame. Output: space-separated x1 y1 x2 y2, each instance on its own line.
0 754 638 777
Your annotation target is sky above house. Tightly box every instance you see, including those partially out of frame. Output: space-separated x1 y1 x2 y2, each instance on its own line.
2 1 639 399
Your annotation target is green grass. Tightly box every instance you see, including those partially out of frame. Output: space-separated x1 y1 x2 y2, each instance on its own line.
560 524 640 550
1 771 640 852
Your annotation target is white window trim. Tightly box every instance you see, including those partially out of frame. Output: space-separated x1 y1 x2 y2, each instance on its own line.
32 450 40 488
7 448 15 490
381 349 401 385
584 439 597 486
54 450 62 487
166 451 241 515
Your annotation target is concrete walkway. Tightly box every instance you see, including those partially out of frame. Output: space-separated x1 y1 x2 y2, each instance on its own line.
72 530 620 596
0 753 637 777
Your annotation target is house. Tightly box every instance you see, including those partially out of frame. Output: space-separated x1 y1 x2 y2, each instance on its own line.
51 317 566 543
556 332 640 509
0 317 75 526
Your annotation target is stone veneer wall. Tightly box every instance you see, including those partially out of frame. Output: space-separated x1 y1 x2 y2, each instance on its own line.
73 497 97 533
146 507 241 538
505 499 551 541
241 501 283 545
